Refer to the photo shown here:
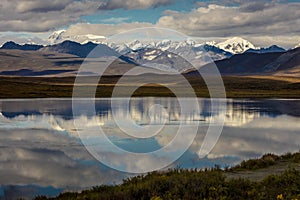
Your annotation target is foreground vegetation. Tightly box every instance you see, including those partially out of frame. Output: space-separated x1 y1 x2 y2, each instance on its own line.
35 152 300 200
1 75 300 98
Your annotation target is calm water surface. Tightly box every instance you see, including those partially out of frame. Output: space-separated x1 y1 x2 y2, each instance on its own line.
0 98 299 199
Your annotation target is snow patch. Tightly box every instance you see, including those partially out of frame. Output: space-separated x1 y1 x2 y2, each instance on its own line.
143 55 157 60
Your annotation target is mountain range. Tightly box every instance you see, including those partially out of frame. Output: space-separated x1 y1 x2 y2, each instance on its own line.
47 30 270 55
0 37 299 77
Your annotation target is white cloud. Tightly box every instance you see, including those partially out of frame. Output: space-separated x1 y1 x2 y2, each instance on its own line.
98 0 176 10
0 0 178 32
60 22 154 38
47 2 300 48
0 0 100 32
156 2 300 47
100 17 131 24
16 0 72 13
157 3 300 37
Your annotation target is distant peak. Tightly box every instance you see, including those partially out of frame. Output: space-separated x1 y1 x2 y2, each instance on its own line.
268 45 285 50
0 41 19 48
1 41 43 50
216 37 256 54
61 40 79 45
5 41 17 44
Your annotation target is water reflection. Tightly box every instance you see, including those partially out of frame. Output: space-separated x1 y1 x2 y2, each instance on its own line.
0 98 299 199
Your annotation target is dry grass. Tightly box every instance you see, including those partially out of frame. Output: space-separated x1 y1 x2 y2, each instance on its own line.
1 75 300 98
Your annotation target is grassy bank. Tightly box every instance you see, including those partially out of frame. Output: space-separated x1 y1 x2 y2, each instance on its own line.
35 152 300 200
1 75 300 98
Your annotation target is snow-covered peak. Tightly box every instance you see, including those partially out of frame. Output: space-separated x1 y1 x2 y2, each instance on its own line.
155 39 172 47
48 30 105 44
295 43 300 49
48 30 66 44
216 37 257 54
186 38 196 46
156 39 172 45
115 39 233 72
126 40 144 50
107 42 131 54
175 40 196 48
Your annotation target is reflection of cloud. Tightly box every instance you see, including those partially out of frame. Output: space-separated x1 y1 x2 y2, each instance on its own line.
244 115 300 130
200 124 300 164
0 127 125 190
89 149 170 173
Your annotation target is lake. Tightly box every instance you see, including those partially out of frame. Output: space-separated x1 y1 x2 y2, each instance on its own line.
0 98 300 199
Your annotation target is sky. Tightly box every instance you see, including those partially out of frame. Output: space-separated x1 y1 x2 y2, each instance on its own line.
0 0 299 48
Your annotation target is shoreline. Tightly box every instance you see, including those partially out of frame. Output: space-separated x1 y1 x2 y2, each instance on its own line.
1 75 300 99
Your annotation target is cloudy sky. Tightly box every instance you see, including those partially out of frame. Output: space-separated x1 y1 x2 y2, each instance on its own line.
0 0 299 48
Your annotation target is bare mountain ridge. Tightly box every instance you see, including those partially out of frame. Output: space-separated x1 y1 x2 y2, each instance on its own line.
188 47 300 76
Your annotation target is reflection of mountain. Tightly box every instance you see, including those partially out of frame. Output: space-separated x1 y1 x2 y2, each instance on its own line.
95 99 262 127
0 99 266 129
1 99 300 139
218 100 261 127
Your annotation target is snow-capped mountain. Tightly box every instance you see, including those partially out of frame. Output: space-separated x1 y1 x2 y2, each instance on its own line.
48 30 66 44
10 30 297 74
126 48 193 72
47 33 257 72
47 30 260 56
1 39 299 76
48 30 106 44
111 39 232 72
106 43 132 54
295 43 300 49
126 40 145 51
216 37 257 54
